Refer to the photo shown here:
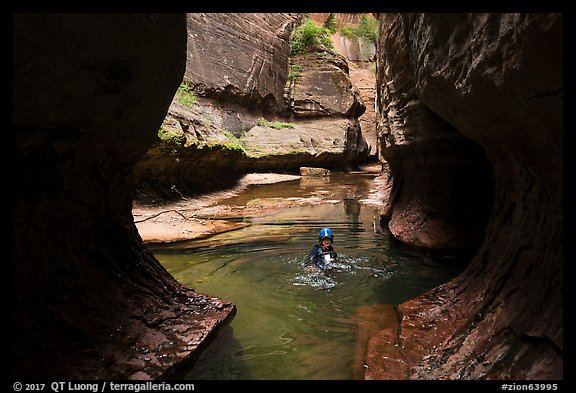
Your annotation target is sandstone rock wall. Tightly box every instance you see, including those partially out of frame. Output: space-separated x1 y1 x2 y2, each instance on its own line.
310 13 370 28
374 13 563 379
348 61 377 158
290 51 365 118
13 14 235 379
241 117 368 170
133 14 371 200
309 13 378 158
185 13 297 114
310 13 377 62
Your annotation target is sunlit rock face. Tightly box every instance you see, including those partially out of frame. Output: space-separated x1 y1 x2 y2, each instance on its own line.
133 13 370 200
185 13 297 113
308 13 378 159
13 14 235 379
374 13 562 379
291 50 365 118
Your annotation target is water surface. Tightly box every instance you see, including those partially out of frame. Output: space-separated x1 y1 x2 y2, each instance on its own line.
149 170 468 380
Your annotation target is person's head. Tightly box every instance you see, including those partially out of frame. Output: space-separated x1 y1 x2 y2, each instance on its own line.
318 227 334 247
320 237 332 248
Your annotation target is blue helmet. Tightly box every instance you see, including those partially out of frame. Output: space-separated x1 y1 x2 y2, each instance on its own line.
319 227 334 241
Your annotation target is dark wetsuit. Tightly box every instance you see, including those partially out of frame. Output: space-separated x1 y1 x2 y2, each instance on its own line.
307 244 337 270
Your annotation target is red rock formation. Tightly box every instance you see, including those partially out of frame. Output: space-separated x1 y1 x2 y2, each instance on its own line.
13 14 235 379
373 13 562 379
185 13 298 113
352 304 408 380
310 13 370 28
133 14 371 200
291 50 365 118
348 62 377 158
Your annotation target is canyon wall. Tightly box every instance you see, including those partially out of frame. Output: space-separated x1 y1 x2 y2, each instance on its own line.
13 14 235 379
310 13 378 158
133 14 370 200
12 12 561 381
185 13 296 114
373 13 563 379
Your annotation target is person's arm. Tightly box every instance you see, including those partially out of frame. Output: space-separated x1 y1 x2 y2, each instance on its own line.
307 245 319 261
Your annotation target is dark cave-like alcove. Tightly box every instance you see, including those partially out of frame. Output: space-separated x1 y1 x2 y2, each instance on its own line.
13 13 236 380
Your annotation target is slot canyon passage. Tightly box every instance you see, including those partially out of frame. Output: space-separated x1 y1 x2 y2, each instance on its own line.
12 13 562 381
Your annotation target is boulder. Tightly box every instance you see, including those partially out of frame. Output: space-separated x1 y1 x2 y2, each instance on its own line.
291 51 366 118
300 167 330 177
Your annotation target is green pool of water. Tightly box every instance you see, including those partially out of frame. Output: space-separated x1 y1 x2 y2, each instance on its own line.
149 172 468 380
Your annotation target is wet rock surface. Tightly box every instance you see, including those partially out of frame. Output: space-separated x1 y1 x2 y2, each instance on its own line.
300 167 330 177
133 165 383 245
352 304 408 380
374 13 563 379
133 173 302 244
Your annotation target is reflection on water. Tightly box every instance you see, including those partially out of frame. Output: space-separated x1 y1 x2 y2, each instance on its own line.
149 171 469 380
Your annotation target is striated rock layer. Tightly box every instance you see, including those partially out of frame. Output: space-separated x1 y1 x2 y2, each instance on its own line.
13 14 235 379
373 13 562 379
290 49 365 118
133 14 370 200
185 13 297 114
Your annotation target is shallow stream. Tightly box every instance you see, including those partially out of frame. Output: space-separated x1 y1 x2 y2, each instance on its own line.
149 169 469 380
